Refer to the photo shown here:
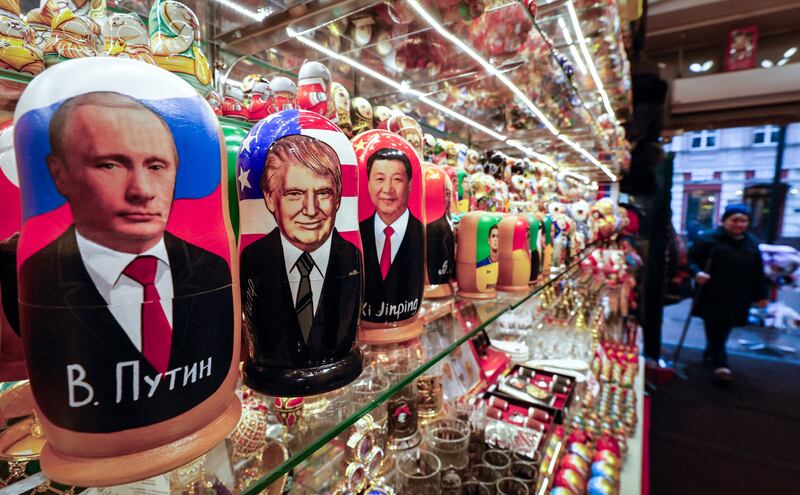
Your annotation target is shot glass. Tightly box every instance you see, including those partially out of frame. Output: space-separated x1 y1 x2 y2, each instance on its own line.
395 451 442 495
496 477 529 495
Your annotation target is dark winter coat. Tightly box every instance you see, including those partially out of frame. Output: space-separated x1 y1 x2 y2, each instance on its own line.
688 227 769 327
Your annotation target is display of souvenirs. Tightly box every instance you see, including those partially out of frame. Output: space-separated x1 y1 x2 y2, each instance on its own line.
296 60 331 116
353 130 425 344
101 12 155 64
237 109 363 396
351 96 373 135
149 0 212 93
13 57 240 486
0 0 44 75
43 0 104 66
268 76 297 114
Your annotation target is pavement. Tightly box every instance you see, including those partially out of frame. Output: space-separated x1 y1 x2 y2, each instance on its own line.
661 295 800 366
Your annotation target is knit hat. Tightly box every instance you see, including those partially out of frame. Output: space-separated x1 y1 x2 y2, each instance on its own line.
722 203 751 221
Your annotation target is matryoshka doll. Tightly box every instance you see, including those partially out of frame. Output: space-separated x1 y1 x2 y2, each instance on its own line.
548 202 570 271
296 60 330 116
570 199 590 253
388 114 423 156
268 76 297 114
423 163 455 299
453 167 472 214
541 212 554 276
373 104 392 129
0 0 44 75
422 133 436 162
524 212 543 284
456 211 501 299
221 83 249 120
245 76 272 122
330 82 352 136
101 12 155 65
496 215 531 292
44 0 104 67
13 57 240 486
353 130 425 344
237 109 364 396
149 0 212 94
351 96 373 135
465 148 480 174
221 122 248 238
0 121 25 381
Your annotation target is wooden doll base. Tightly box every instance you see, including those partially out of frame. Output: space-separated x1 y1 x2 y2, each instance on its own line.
424 283 453 299
40 397 242 487
496 283 531 293
244 347 364 397
457 289 496 300
359 318 424 345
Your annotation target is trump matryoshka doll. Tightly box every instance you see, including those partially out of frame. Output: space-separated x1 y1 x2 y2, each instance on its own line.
236 110 364 396
13 57 240 486
353 130 425 344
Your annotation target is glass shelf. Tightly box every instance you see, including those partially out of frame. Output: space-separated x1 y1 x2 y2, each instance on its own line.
237 245 599 494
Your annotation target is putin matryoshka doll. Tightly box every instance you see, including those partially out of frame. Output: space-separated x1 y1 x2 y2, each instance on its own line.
456 211 501 299
237 110 364 396
423 163 455 299
496 215 531 292
13 57 240 486
353 130 425 344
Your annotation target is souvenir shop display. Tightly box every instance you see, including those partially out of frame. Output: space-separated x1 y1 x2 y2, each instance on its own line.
0 0 641 494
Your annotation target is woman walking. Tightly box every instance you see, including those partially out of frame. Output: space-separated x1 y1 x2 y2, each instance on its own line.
688 204 769 382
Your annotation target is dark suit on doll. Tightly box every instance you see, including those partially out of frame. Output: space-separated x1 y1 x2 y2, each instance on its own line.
240 227 362 369
359 212 424 323
18 227 233 433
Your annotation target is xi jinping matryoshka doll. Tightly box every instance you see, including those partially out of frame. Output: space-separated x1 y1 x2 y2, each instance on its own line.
237 110 364 396
423 163 456 299
456 211 501 299
496 215 531 293
354 130 425 344
13 57 240 486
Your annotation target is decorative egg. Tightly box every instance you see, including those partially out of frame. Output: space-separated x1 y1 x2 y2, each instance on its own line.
587 476 617 495
592 461 620 483
274 397 304 428
569 441 593 463
561 453 589 478
554 468 583 494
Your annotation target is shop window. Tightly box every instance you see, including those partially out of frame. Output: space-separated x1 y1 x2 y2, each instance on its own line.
688 130 719 150
684 188 719 240
744 184 787 241
753 125 781 146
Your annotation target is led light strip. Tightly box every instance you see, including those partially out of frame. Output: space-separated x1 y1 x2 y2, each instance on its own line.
566 0 617 123
506 139 559 171
214 0 268 22
562 170 590 184
288 26 506 142
406 0 615 181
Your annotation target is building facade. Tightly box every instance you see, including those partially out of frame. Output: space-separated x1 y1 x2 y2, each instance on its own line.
666 123 800 244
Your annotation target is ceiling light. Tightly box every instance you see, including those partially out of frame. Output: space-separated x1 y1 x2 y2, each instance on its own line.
778 58 789 66
701 60 714 71
761 59 774 68
566 1 616 122
288 26 505 141
689 63 703 73
214 0 268 22
784 47 797 58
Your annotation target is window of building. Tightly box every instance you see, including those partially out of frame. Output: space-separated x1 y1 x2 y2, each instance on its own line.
753 125 781 145
688 130 719 149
